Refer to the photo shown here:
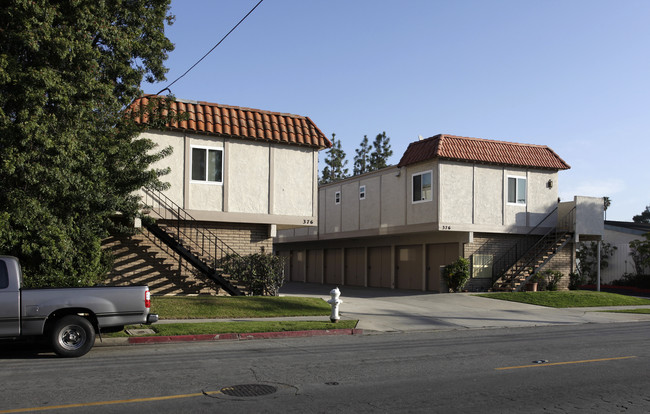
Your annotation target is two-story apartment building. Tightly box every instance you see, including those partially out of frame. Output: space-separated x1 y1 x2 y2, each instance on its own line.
275 134 604 292
103 96 330 295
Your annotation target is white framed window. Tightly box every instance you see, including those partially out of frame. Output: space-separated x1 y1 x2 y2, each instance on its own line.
191 146 223 184
472 254 493 279
412 171 432 203
507 176 526 205
359 185 366 200
335 191 341 204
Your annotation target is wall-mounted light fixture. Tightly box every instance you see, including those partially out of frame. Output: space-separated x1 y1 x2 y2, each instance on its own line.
547 179 553 189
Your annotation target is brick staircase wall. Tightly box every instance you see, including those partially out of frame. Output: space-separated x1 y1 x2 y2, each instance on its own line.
463 233 575 291
102 221 273 295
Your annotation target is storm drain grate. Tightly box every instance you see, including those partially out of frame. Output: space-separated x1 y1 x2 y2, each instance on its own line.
220 384 277 397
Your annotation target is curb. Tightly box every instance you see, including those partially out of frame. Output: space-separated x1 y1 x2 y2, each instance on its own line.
98 329 363 346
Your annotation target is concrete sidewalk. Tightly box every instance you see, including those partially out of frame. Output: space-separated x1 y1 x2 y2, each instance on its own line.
98 283 650 347
278 283 650 333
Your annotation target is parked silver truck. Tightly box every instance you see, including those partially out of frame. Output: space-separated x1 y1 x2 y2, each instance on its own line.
0 256 158 357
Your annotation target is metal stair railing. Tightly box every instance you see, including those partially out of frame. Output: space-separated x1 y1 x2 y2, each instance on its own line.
492 206 576 289
140 186 245 296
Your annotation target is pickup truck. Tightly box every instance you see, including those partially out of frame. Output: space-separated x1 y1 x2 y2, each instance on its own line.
0 256 158 357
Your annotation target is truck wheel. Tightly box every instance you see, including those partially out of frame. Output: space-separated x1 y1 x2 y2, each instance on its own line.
50 315 96 358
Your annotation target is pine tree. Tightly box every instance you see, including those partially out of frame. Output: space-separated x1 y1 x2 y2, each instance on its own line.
633 205 650 223
353 135 371 175
369 131 394 171
320 133 349 184
0 1 175 287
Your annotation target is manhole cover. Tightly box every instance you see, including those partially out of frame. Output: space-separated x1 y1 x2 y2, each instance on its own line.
220 384 277 397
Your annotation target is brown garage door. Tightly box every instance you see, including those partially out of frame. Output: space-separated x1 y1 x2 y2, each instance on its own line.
290 250 305 282
324 248 343 285
368 246 391 288
396 245 423 290
345 247 365 287
426 243 459 292
306 249 323 283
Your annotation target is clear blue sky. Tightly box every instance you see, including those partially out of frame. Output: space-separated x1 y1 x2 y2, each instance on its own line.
143 0 650 222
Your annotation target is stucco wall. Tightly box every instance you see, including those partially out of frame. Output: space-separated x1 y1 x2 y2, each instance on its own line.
227 140 269 214
439 162 473 224
272 146 314 216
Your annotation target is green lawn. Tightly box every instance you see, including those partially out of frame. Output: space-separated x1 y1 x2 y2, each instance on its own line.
151 295 331 319
476 291 650 308
104 295 343 338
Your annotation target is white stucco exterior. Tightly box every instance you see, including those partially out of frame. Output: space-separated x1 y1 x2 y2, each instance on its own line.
139 129 321 227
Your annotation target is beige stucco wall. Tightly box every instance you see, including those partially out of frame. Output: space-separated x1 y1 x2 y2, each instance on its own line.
474 165 503 225
380 168 406 227
272 146 314 216
141 130 320 226
227 140 269 214
439 162 473 224
575 196 604 238
140 130 186 207
360 176 381 230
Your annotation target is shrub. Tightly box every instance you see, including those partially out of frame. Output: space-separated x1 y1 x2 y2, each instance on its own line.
219 253 286 296
542 269 564 291
568 272 585 290
443 257 470 293
612 272 650 289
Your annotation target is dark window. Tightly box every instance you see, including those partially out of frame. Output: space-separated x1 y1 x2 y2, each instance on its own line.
0 261 8 289
191 147 223 183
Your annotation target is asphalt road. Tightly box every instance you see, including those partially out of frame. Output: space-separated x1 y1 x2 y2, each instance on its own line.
2 322 649 413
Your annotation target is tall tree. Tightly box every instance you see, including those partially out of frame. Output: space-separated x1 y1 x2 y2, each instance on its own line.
633 205 650 223
369 131 393 171
353 135 371 175
320 133 349 184
0 1 175 287
603 197 611 220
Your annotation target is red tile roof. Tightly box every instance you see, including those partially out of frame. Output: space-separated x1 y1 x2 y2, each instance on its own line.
397 134 570 170
130 96 331 149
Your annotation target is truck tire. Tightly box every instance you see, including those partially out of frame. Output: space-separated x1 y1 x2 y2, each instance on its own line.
50 315 96 358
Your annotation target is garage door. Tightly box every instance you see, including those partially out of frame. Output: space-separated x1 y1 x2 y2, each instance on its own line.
345 247 365 287
306 249 323 283
368 246 391 288
396 245 423 290
426 243 459 292
324 248 343 285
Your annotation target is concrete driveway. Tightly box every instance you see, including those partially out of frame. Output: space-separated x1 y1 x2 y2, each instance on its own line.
279 282 650 333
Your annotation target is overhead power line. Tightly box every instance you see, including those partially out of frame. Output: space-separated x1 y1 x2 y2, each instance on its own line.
157 0 265 95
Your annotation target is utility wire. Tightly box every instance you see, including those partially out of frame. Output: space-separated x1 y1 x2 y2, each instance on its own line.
156 0 265 95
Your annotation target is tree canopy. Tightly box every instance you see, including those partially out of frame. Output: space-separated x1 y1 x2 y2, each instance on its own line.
0 0 175 287
353 135 370 176
368 131 393 171
320 133 349 184
633 205 650 223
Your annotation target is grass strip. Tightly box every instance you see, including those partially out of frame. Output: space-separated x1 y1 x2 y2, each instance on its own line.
106 320 358 337
151 296 330 319
602 309 650 314
475 291 650 308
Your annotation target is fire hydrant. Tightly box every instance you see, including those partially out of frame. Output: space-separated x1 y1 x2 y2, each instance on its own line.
327 287 342 323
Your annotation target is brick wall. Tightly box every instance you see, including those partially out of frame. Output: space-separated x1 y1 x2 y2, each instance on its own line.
102 221 273 295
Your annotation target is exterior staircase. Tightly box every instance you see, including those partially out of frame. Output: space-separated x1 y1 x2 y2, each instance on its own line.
140 187 246 296
491 207 575 292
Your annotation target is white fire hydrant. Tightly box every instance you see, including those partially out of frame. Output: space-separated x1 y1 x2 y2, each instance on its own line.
327 287 342 323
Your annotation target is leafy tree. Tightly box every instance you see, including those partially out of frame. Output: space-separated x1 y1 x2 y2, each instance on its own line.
353 135 371 175
0 1 175 287
629 233 650 276
369 131 393 171
576 241 617 284
320 133 349 184
633 205 650 223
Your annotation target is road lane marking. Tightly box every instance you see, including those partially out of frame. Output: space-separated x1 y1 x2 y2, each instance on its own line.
496 355 637 370
0 391 222 413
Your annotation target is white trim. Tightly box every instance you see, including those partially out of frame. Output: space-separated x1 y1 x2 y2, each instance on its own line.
190 145 224 185
335 191 341 205
506 175 526 205
412 170 433 204
359 185 366 200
